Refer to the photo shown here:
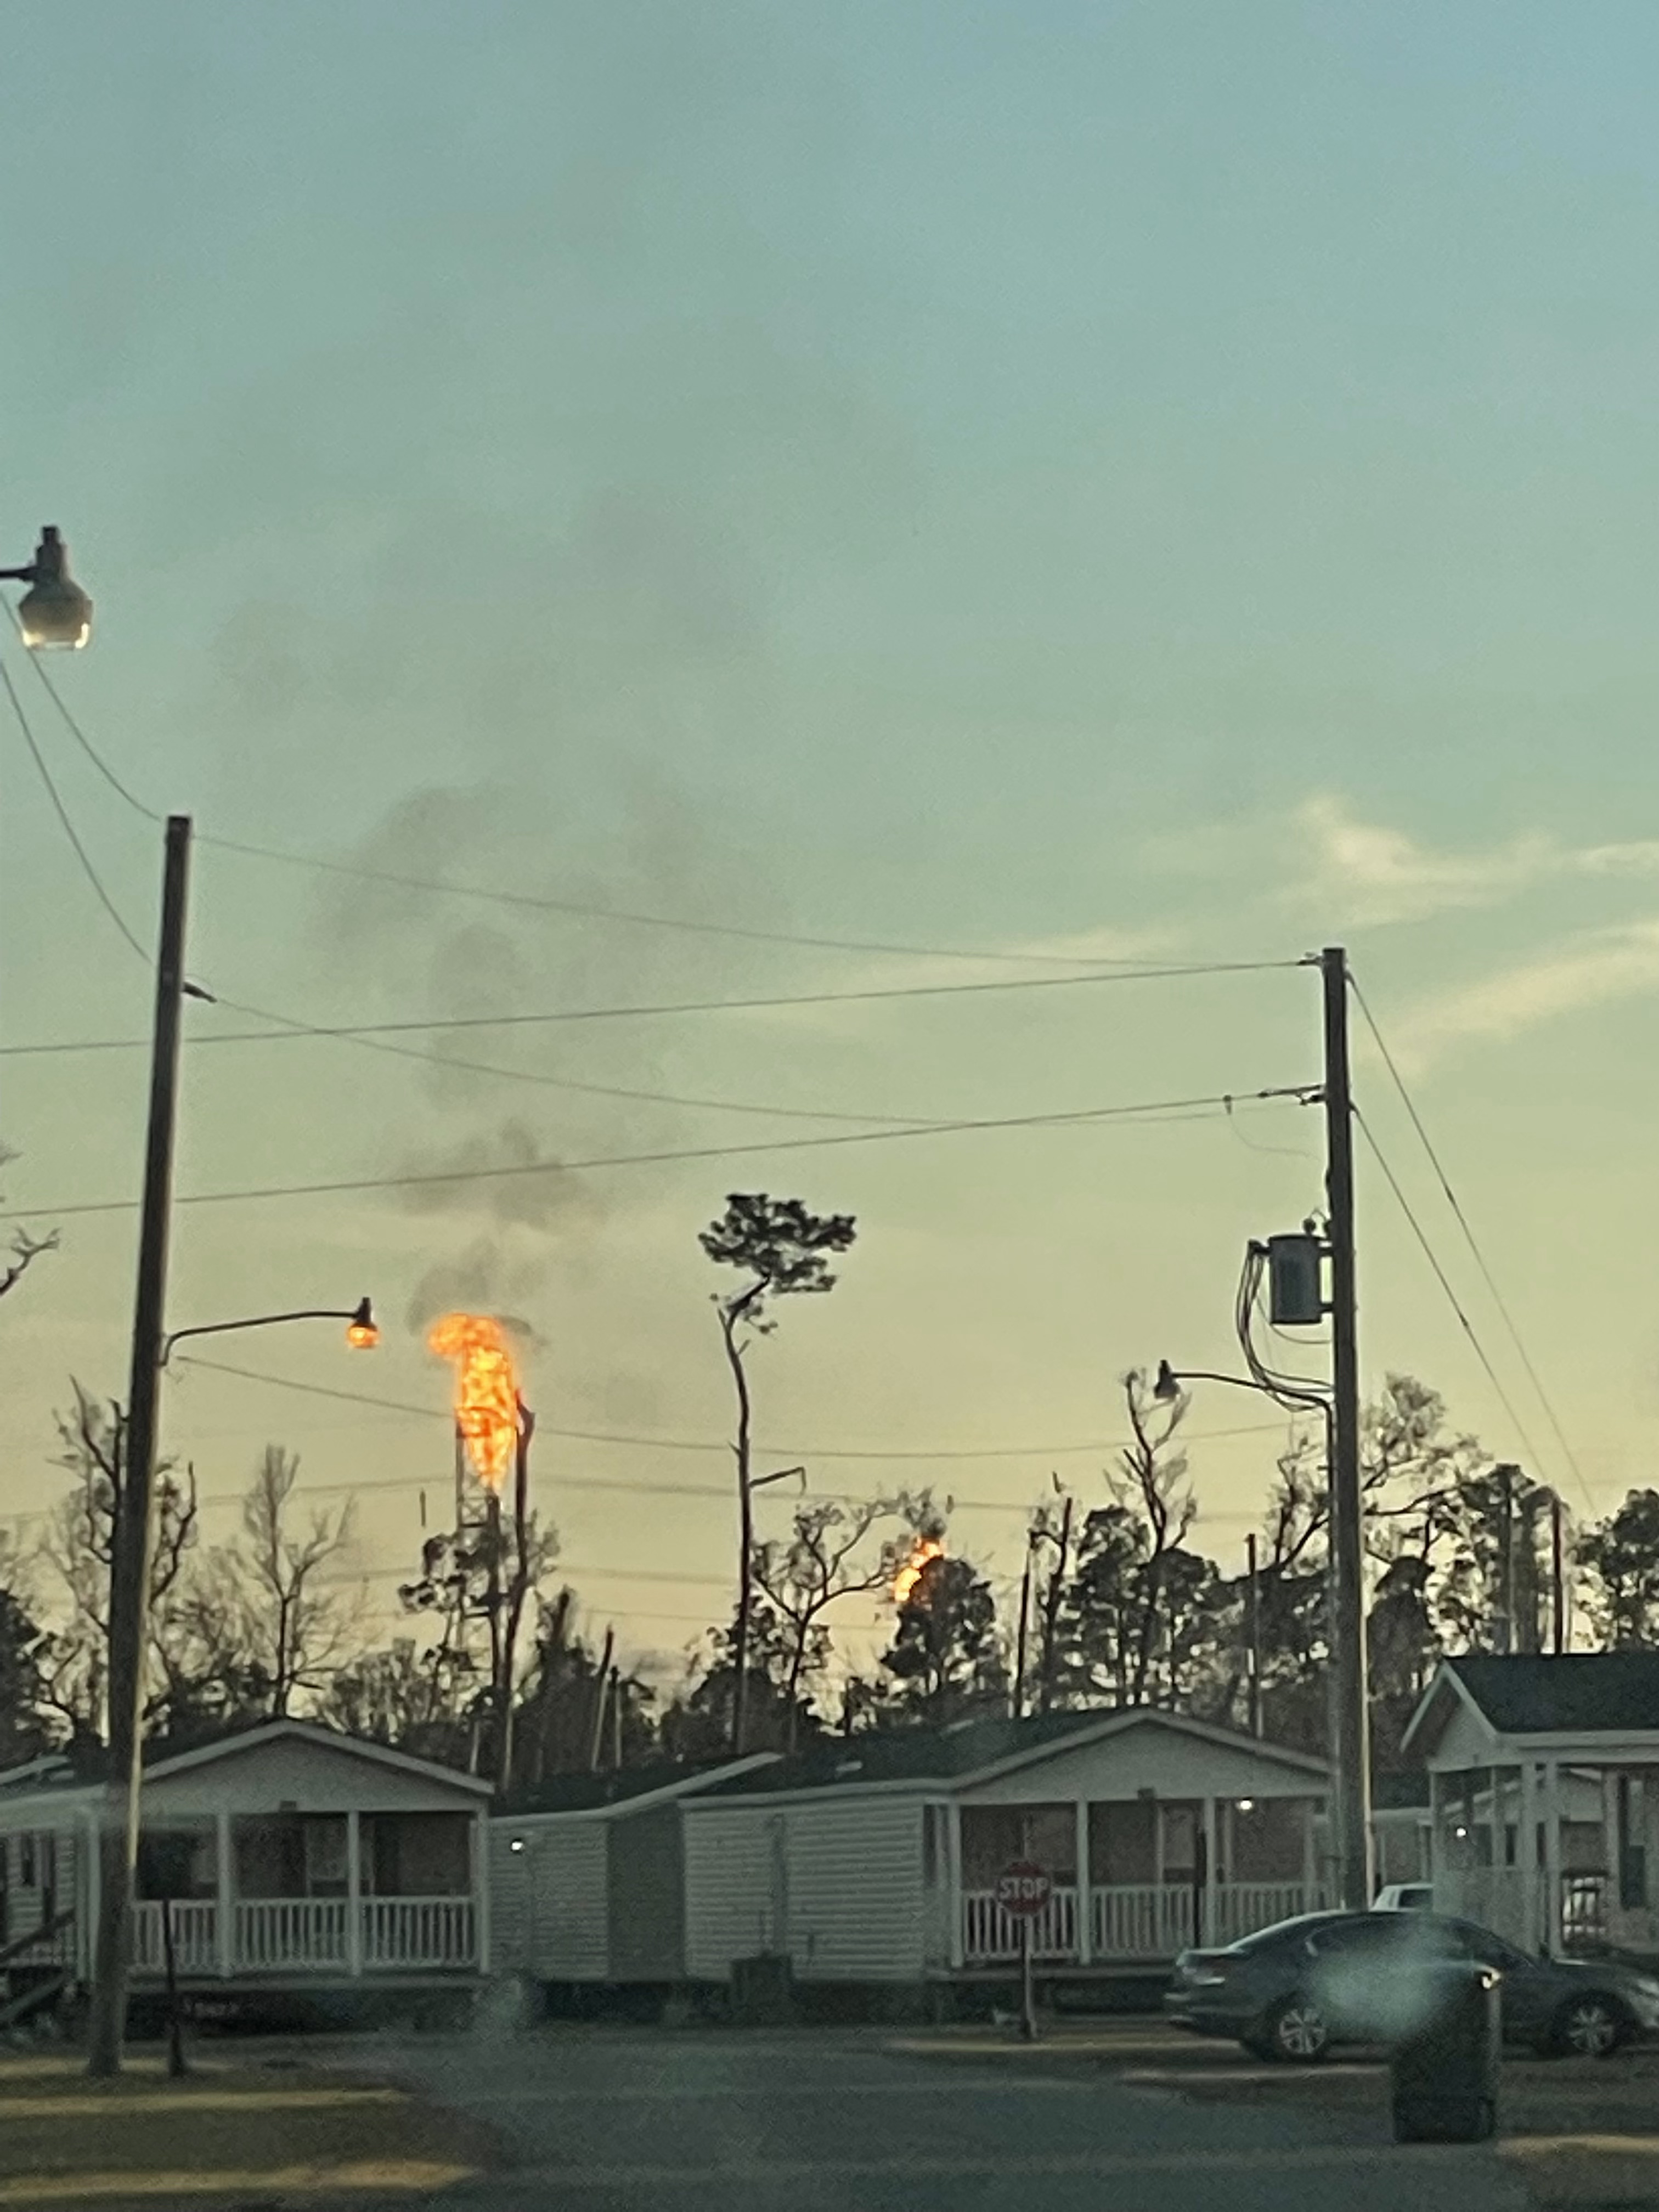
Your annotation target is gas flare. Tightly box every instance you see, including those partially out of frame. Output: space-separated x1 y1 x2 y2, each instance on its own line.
427 1312 522 1491
892 1536 945 1606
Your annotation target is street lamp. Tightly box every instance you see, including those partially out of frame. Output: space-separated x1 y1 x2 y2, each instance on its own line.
161 1296 379 1367
86 1292 377 2079
1 527 93 648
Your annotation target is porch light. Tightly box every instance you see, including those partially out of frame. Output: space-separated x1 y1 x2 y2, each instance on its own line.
1237 1799 1255 1813
509 1837 526 1854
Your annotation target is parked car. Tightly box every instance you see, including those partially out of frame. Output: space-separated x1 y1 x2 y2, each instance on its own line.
1165 1909 1659 2062
1374 1883 1433 1912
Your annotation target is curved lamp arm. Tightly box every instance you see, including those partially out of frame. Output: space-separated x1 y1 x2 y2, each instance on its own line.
162 1296 376 1368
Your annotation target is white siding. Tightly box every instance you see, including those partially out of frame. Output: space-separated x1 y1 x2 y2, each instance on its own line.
1426 1697 1499 1773
683 1797 926 1983
488 1831 534 1975
786 1799 926 1980
146 1738 482 1818
501 1821 608 1980
683 1805 785 1979
963 1719 1323 1807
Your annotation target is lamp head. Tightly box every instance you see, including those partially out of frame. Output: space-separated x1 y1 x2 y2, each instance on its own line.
16 529 92 650
1154 1359 1181 1402
345 1296 379 1351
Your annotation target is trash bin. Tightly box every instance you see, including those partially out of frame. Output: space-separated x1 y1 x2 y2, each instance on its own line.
1390 1963 1500 2145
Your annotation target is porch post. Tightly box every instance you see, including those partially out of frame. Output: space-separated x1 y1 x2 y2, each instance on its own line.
1201 1797 1218 1947
1519 1760 1540 1953
81 1809 101 1985
1542 1758 1563 1956
1301 1798 1318 1906
346 1813 363 1979
215 1811 234 1979
473 1809 491 1972
1073 1801 1092 1965
946 1802 964 1970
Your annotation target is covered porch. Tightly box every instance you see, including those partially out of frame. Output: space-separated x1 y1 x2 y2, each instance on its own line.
950 1791 1327 1966
1406 1655 1659 1961
131 1807 481 1981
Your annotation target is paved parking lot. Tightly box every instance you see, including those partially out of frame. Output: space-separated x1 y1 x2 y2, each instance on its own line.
359 2020 1531 2211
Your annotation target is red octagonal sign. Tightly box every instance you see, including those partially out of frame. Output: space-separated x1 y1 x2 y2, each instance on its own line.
995 1859 1052 1918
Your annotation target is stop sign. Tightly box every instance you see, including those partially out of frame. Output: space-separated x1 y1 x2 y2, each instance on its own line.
995 1860 1052 1917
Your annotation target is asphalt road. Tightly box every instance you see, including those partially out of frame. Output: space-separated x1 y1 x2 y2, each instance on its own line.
373 2024 1533 2212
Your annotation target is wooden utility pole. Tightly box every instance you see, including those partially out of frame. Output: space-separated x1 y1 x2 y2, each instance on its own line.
1011 1533 1036 1719
1496 1464 1517 1654
88 815 191 2078
1321 945 1372 1913
1035 1494 1073 1715
1245 1533 1262 1738
588 1626 615 1771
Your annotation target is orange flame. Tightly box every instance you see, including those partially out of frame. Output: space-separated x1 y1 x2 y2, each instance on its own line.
428 1312 521 1491
892 1536 945 1606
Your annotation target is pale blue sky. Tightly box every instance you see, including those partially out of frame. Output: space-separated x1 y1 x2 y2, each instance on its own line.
0 3 1654 1666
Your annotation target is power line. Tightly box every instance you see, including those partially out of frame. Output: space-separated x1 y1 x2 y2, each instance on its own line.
3 631 1240 975
196 991 945 1130
176 1351 1289 1465
0 657 150 964
0 956 1306 1062
1353 1105 1559 1489
1350 974 1593 1510
0 1084 1314 1223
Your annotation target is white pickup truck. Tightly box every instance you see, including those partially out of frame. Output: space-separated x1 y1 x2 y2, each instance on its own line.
1374 1882 1434 1911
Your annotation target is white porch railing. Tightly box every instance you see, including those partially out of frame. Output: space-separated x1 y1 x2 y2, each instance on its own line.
131 1900 218 1976
131 1898 477 1977
962 1886 1078 1961
1090 1883 1195 1959
964 1881 1324 1964
363 1897 475 1970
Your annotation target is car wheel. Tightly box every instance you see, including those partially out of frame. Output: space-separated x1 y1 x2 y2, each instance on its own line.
1261 1994 1331 2064
1550 1994 1629 2059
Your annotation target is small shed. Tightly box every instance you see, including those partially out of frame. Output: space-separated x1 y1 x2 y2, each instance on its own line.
490 1758 774 1990
681 1707 1331 1993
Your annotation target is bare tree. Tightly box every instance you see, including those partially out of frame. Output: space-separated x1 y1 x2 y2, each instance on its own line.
231 1446 358 1718
0 1149 57 1308
1116 1369 1197 1706
699 1193 857 1754
40 1386 198 1739
752 1496 914 1744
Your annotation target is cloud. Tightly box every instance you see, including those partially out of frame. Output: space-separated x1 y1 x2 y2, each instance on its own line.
1283 797 1565 928
1244 796 1659 933
1393 922 1659 1069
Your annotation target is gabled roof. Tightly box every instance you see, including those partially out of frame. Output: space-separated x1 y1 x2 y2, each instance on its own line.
498 1756 775 1820
695 1706 1329 1801
141 1718 494 1795
1406 1654 1659 1757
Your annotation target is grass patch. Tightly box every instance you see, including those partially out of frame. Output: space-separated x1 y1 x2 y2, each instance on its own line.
0 2056 493 2202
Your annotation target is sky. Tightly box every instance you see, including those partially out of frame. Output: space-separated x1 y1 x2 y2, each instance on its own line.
0 1 1655 1682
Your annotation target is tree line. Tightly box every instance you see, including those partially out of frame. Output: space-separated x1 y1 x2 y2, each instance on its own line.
2 1189 1657 1788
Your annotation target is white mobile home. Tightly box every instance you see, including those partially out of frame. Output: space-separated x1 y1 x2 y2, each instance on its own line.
681 1708 1332 1993
0 1721 492 2027
491 1758 772 1993
1406 1652 1659 1957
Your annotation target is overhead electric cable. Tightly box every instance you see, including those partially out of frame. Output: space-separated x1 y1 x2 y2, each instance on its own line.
0 1084 1313 1223
0 658 150 963
1350 974 1593 1509
1354 1105 1559 1488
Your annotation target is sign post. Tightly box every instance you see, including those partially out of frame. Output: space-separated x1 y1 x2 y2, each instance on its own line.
995 1859 1052 2043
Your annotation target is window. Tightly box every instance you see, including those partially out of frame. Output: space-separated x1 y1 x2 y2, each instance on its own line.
18 1836 36 1888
